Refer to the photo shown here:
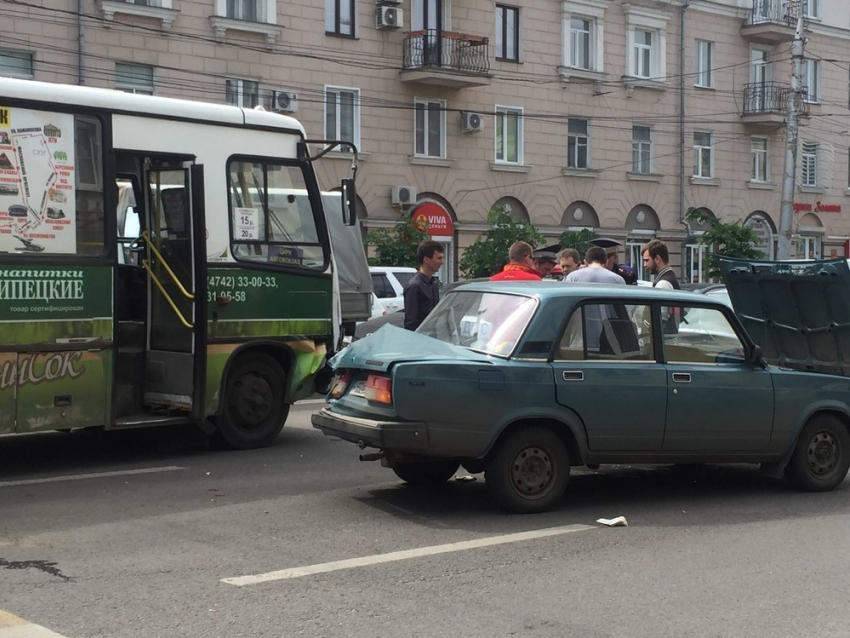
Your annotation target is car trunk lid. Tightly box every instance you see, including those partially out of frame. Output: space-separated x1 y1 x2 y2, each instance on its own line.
330 324 494 373
718 256 850 376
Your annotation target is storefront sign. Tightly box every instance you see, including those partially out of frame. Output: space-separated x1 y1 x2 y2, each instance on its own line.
412 202 454 239
744 215 773 258
793 202 842 213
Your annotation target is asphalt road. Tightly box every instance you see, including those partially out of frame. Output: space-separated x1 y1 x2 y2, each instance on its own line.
2 403 850 638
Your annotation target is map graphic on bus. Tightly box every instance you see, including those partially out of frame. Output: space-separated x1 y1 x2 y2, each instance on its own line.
0 108 76 254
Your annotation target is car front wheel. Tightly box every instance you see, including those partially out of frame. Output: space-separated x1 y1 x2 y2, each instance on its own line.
485 426 570 514
786 415 850 492
393 460 460 487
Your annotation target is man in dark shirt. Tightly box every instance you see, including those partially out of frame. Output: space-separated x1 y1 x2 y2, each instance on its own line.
403 240 444 330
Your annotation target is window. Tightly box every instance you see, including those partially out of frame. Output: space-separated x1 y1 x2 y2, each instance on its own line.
0 50 33 78
226 0 257 21
495 106 522 164
660 305 745 363
371 274 395 299
414 99 445 158
695 40 714 88
751 136 768 182
803 59 819 102
496 5 520 62
570 18 592 70
633 30 652 78
228 159 326 269
556 303 653 361
225 78 259 108
632 125 651 174
325 0 355 37
802 0 819 18
568 118 589 169
115 63 154 95
801 142 818 187
685 243 708 283
325 86 360 148
693 132 712 178
627 243 650 281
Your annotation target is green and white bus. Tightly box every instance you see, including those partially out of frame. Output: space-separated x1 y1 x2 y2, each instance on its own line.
0 77 361 449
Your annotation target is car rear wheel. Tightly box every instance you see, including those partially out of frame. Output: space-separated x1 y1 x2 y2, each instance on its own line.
786 415 850 492
485 426 569 514
393 460 460 486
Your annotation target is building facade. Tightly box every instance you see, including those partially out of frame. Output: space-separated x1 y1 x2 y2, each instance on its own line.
4 0 849 281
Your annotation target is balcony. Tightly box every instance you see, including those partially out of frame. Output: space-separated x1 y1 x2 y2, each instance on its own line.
400 30 492 88
741 0 800 44
742 82 808 128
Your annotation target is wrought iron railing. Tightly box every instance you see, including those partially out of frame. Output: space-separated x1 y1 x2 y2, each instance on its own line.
743 81 810 116
402 30 490 75
750 0 800 25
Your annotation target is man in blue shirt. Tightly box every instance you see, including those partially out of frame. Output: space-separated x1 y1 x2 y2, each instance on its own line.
403 240 444 330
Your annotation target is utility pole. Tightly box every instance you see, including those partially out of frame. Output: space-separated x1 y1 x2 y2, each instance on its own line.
777 16 805 260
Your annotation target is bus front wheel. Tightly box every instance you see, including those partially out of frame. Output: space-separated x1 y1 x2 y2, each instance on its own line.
215 353 289 450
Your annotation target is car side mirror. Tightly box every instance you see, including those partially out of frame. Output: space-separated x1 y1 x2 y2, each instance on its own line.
749 344 764 366
341 178 356 226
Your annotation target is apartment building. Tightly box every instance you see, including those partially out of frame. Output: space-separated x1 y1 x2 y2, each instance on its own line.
3 0 849 281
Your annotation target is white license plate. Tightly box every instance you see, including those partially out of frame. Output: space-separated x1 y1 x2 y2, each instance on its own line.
349 380 367 397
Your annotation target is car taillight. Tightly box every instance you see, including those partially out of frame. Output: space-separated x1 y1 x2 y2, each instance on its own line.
364 374 392 404
330 371 352 399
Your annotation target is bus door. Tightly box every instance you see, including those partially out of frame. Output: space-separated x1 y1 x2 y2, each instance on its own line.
142 161 206 413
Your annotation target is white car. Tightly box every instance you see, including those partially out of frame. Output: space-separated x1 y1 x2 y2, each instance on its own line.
369 293 388 320
369 266 418 313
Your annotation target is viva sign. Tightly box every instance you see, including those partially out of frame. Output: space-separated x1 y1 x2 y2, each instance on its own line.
412 202 454 239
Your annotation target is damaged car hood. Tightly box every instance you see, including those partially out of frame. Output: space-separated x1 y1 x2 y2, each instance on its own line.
330 324 494 372
719 256 850 376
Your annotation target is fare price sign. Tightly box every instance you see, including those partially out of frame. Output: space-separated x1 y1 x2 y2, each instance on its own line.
235 207 259 241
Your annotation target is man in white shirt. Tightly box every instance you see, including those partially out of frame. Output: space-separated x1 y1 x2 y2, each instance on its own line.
566 247 626 285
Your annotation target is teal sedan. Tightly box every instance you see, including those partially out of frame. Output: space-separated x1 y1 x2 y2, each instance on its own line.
313 279 850 513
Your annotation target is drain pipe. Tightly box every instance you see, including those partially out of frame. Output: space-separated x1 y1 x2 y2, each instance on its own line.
678 0 691 275
77 0 85 85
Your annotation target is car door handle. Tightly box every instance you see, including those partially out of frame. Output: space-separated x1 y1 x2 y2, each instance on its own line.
671 373 691 383
562 371 584 382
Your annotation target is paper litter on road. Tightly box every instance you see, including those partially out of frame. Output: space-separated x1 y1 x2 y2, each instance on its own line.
455 475 477 482
596 516 628 527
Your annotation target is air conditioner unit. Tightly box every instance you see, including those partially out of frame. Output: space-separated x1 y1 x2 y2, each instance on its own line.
461 112 484 134
391 185 417 206
376 6 402 29
271 90 298 113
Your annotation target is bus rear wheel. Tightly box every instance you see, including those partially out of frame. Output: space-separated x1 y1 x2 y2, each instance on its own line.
215 353 289 450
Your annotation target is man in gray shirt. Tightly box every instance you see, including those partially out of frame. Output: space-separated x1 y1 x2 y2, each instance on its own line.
564 246 625 350
565 247 626 284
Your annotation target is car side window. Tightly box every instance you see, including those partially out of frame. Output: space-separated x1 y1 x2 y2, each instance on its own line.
393 272 415 290
556 303 653 361
372 274 394 299
661 305 746 364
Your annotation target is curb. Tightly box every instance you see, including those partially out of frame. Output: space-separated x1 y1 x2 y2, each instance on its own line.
0 611 68 638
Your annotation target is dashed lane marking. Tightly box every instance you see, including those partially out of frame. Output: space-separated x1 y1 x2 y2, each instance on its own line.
222 523 596 586
0 466 185 488
0 611 68 637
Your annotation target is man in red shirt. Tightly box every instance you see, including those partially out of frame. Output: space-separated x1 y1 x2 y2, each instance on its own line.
490 242 542 281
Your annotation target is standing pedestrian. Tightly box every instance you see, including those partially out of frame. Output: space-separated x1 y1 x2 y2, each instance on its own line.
403 240 443 331
532 251 558 278
565 247 626 284
490 241 542 281
589 238 638 285
557 248 581 278
642 239 680 290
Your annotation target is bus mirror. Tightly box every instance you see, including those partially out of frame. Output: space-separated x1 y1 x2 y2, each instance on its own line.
341 178 356 226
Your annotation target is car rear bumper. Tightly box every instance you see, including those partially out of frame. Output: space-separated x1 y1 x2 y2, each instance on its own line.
311 408 429 452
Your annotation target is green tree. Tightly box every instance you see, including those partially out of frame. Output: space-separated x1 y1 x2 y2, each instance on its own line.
685 207 764 279
364 219 431 268
557 228 599 258
459 208 544 279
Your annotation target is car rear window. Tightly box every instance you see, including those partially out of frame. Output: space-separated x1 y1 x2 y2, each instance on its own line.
393 272 415 289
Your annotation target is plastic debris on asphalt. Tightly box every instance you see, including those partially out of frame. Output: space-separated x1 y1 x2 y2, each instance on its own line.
596 516 628 527
455 475 478 482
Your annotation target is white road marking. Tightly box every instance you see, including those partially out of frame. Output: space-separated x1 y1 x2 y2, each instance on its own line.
222 523 595 586
0 466 185 488
0 610 68 637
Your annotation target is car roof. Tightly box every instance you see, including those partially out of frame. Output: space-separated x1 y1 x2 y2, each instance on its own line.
369 266 418 273
446 281 727 305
